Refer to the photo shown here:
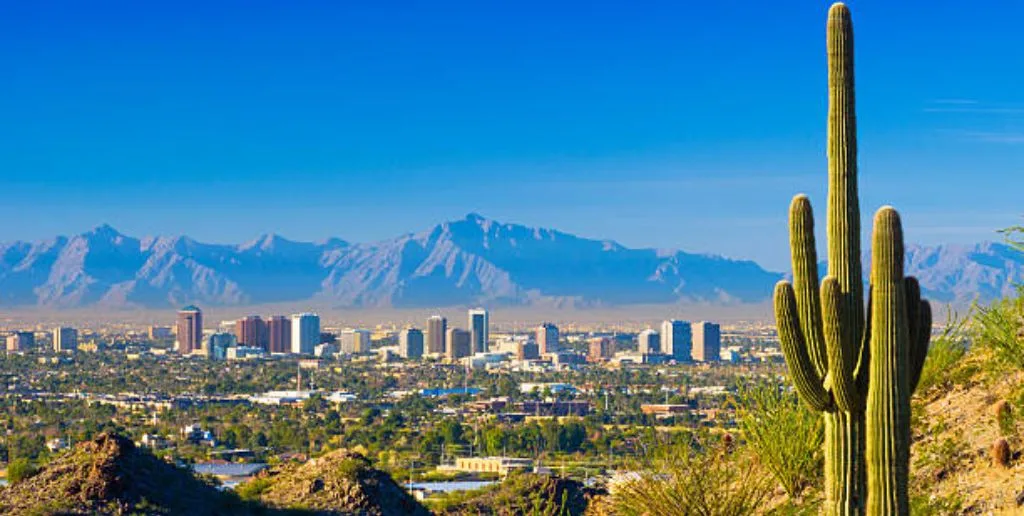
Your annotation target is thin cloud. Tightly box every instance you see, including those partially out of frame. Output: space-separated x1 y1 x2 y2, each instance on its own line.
923 100 1024 114
960 131 1024 144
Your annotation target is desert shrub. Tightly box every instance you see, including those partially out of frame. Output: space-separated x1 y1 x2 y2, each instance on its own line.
234 477 272 501
734 381 823 498
915 429 969 478
6 458 37 484
973 288 1024 371
917 309 970 392
338 456 369 481
995 401 1016 438
609 437 773 516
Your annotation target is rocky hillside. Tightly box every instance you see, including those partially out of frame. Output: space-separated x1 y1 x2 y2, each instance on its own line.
433 473 599 516
911 363 1024 513
0 433 254 515
255 449 429 515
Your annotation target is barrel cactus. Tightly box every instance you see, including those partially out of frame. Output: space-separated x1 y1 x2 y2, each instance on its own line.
774 3 931 514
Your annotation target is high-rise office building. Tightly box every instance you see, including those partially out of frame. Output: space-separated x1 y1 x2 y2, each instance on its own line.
148 326 172 340
206 332 237 361
638 329 660 355
6 332 34 352
427 315 447 354
291 313 320 355
468 308 489 353
517 341 540 360
235 315 269 350
340 329 371 354
692 321 721 362
53 327 78 352
536 323 559 354
267 315 291 354
446 328 472 360
588 337 614 362
176 305 203 354
661 320 693 363
399 328 424 359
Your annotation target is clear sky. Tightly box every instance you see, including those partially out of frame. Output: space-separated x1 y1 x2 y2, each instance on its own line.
1 1 1022 270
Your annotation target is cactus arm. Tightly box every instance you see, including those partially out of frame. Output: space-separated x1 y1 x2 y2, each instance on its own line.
855 285 872 398
865 207 911 515
909 300 931 393
822 276 862 412
790 194 829 377
776 281 834 412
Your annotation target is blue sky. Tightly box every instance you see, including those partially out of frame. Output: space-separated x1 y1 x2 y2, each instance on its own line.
1 1 1022 270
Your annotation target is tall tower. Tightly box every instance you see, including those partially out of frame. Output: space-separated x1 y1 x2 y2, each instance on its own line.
692 321 721 362
235 315 268 350
536 323 559 355
660 320 693 363
399 328 424 359
267 315 291 354
176 305 203 354
427 315 447 354
291 313 320 355
637 329 660 355
53 327 78 353
446 328 472 361
468 308 489 353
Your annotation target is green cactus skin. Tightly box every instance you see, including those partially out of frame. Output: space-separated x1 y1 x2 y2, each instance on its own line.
773 3 931 515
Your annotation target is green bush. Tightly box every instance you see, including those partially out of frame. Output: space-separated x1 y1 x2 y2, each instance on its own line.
234 477 272 501
917 310 969 393
973 289 1024 371
609 439 772 516
6 458 38 484
734 381 823 498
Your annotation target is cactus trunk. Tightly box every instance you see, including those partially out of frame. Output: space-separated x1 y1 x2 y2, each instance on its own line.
774 3 930 515
824 412 864 515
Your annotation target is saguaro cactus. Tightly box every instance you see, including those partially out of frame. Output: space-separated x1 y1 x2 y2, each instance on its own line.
774 3 931 515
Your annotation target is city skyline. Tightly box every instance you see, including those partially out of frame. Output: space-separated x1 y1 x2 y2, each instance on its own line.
2 3 1023 270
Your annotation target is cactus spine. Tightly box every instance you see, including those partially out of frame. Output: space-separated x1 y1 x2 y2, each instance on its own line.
774 3 931 515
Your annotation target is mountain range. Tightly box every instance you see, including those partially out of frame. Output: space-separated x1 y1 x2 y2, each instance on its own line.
0 213 1018 310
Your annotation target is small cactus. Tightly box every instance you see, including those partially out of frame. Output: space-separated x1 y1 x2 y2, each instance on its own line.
775 3 931 515
991 438 1011 468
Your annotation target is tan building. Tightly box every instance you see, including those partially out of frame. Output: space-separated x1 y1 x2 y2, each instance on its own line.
446 328 472 360
536 323 559 354
176 305 203 354
6 332 34 352
692 321 721 362
427 315 447 354
267 315 291 354
587 337 614 362
235 315 268 350
451 457 533 475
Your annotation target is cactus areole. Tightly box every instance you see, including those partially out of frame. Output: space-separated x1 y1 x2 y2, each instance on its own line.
774 3 931 515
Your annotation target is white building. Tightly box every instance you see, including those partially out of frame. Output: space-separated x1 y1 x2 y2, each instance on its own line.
291 313 320 355
661 320 692 362
339 328 371 354
468 308 489 353
399 328 424 359
53 327 78 352
637 329 660 355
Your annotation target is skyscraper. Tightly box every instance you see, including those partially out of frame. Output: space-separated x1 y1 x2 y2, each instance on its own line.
176 305 203 354
692 321 721 362
427 315 447 354
53 327 78 352
536 323 559 354
267 315 291 354
291 313 320 355
468 308 489 353
399 328 424 359
340 329 371 354
587 337 614 362
638 329 660 355
446 328 472 360
235 315 269 350
517 341 540 360
661 320 693 362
